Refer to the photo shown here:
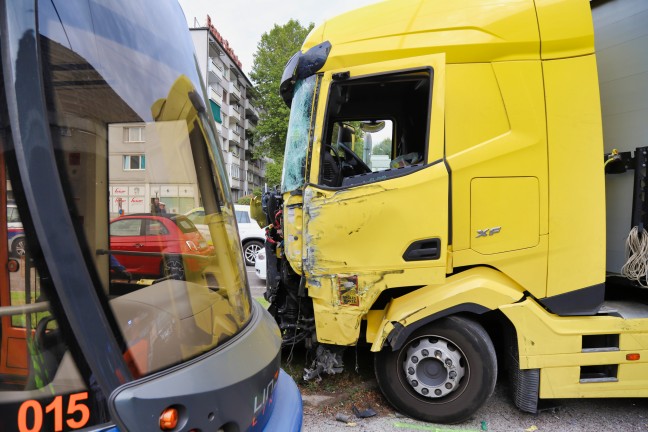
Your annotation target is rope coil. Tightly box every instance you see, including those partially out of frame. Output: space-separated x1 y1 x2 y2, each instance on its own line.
621 226 648 287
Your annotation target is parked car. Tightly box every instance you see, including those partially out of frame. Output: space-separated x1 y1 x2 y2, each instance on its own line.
110 213 211 279
255 247 267 281
185 204 265 266
6 203 25 257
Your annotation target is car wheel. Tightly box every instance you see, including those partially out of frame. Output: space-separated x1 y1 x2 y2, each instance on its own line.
374 316 497 424
161 256 185 280
243 240 263 266
12 237 26 257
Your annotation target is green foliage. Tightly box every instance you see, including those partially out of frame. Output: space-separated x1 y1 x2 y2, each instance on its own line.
250 19 314 167
264 158 284 188
372 138 392 155
237 188 263 205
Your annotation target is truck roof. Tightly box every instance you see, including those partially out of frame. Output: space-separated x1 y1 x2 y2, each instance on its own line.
303 0 595 69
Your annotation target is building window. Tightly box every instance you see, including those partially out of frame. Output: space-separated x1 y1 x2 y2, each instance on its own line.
127 126 144 142
231 164 240 179
123 155 146 171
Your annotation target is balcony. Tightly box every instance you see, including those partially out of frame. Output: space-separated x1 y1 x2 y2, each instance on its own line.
209 86 223 105
228 176 242 190
219 103 230 116
250 162 264 176
208 59 223 85
221 127 234 141
243 118 257 130
229 81 242 101
229 130 241 146
229 105 241 123
244 100 259 120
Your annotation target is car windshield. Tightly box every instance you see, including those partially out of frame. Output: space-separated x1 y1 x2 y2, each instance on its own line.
0 0 252 422
282 75 317 193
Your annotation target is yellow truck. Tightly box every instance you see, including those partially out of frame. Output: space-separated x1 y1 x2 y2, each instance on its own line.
256 0 648 424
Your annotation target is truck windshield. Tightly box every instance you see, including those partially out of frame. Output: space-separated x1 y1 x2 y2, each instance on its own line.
0 0 251 429
282 75 317 193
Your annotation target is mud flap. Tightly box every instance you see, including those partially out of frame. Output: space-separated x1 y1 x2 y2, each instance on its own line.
509 344 539 414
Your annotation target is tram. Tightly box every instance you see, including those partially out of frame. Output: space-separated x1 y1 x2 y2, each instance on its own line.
0 1 302 430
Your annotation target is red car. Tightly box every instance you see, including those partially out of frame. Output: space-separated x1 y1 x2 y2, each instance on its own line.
110 214 211 279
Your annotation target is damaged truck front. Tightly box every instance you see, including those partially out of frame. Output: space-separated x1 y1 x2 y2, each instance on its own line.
254 0 648 425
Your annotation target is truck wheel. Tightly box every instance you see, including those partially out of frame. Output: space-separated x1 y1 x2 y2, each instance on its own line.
374 316 496 424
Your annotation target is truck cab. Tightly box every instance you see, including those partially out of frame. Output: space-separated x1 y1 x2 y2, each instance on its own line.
262 0 648 424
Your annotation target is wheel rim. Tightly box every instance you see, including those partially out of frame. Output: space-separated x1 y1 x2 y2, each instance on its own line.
402 336 466 399
245 243 262 264
165 259 184 279
15 239 26 256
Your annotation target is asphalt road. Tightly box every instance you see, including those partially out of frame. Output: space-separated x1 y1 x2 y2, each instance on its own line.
301 384 648 432
247 265 266 299
246 267 648 431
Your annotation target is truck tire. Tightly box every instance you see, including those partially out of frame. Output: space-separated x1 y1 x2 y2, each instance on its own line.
374 315 497 424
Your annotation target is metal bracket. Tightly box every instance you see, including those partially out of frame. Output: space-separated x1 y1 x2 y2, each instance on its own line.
604 146 648 229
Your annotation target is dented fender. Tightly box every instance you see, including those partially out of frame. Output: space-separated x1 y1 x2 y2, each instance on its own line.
367 267 525 352
283 192 304 274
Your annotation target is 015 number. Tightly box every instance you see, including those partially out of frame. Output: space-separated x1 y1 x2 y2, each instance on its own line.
18 392 90 432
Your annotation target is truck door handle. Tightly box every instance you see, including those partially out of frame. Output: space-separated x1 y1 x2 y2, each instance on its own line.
134 243 144 248
403 239 441 261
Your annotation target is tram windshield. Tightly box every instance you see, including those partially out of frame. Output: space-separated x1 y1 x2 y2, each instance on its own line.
0 1 251 429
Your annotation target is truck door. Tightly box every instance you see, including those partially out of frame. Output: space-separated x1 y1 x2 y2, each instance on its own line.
302 54 447 335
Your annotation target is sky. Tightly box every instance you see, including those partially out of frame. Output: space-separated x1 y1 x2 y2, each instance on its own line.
177 0 382 75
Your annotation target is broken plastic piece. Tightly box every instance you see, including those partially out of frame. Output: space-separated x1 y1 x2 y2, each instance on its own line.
303 344 345 380
335 413 352 423
352 404 377 418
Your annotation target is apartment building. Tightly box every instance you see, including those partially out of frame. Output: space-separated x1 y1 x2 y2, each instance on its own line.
189 16 265 202
106 18 264 217
107 122 201 217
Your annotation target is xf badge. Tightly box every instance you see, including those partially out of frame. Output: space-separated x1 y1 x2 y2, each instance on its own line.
476 227 502 238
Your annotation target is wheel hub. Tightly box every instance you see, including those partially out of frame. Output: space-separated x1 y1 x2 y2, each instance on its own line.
403 337 465 398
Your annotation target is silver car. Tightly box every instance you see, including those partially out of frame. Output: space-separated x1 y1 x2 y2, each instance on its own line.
7 203 25 256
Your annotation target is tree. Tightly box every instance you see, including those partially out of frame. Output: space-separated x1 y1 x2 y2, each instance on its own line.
250 20 314 167
373 138 392 155
263 157 283 188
